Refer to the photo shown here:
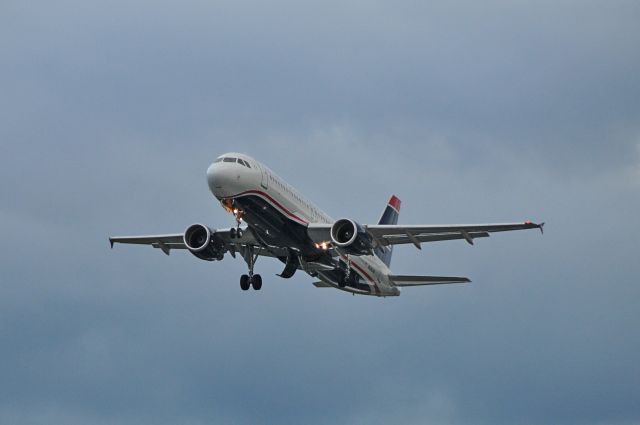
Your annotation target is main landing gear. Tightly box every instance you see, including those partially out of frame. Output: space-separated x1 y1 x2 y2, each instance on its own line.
240 273 262 291
225 202 262 291
240 245 262 291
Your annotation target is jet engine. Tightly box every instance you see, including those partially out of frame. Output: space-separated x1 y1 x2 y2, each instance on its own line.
183 224 225 261
330 218 373 255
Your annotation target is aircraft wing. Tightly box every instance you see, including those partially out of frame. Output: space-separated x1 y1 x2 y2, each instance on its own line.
368 221 544 248
109 234 186 250
307 221 543 249
109 228 288 258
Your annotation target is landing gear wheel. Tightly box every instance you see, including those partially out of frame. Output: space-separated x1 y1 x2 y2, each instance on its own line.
251 274 262 290
230 228 237 238
240 274 250 290
338 278 346 288
236 228 243 238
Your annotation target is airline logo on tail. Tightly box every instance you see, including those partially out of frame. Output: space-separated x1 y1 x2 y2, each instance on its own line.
376 195 401 267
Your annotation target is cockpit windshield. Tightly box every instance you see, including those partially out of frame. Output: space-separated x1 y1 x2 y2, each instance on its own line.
215 157 251 168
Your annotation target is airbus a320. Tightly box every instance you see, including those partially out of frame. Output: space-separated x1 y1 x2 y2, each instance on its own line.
110 153 544 297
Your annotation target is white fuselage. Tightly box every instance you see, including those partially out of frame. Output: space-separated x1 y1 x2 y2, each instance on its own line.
206 152 400 296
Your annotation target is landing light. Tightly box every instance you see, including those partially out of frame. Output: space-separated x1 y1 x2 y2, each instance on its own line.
221 199 234 213
315 242 329 250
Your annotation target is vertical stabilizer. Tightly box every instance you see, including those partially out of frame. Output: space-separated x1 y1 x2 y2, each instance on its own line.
375 195 401 267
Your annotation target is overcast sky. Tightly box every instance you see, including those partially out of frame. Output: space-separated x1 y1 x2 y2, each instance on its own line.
1 1 639 424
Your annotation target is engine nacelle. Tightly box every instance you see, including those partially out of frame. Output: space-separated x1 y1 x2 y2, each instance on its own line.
330 218 373 255
183 224 224 261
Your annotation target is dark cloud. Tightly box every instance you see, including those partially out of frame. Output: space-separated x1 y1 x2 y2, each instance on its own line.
1 1 639 424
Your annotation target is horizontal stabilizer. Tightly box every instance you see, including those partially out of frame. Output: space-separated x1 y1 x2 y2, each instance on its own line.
389 274 471 286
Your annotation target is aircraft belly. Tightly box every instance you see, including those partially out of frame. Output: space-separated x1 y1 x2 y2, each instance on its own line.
232 194 315 254
230 193 400 297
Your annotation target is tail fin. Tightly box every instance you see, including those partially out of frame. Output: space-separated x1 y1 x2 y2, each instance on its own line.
375 195 401 267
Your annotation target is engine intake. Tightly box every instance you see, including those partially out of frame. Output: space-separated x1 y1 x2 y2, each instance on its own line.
183 224 224 261
330 218 373 255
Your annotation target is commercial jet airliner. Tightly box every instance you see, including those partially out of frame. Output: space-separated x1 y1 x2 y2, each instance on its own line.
110 153 543 297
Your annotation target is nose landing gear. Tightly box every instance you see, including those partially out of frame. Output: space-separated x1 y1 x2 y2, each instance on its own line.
222 199 245 238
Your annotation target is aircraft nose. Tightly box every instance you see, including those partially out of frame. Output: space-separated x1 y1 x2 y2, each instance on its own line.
207 160 244 198
206 162 227 195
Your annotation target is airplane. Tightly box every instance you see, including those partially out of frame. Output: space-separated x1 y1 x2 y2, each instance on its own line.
109 152 544 297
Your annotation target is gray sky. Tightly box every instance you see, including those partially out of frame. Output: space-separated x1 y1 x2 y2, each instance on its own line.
1 0 639 424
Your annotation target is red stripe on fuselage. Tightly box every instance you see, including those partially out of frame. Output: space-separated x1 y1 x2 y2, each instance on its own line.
339 254 381 296
225 190 309 225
